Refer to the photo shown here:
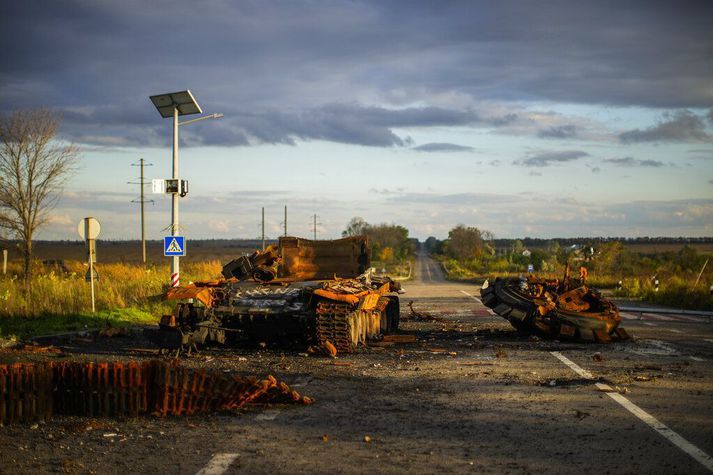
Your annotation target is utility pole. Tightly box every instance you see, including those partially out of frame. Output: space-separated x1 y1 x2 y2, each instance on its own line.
261 207 266 250
129 158 153 263
313 214 318 240
284 206 287 237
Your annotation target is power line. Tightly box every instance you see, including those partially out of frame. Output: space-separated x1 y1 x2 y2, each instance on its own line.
310 214 322 240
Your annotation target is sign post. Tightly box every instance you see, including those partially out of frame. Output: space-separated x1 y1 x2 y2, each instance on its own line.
78 217 101 313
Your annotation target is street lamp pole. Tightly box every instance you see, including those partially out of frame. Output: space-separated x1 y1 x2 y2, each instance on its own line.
149 90 222 288
171 106 180 287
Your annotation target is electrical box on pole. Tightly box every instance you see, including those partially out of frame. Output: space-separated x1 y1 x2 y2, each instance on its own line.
152 178 188 197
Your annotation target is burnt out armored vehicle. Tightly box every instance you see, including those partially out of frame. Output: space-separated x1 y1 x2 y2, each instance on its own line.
480 265 629 343
146 236 402 354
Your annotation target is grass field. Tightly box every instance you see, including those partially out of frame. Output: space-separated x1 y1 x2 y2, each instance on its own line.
2 239 262 264
0 256 224 339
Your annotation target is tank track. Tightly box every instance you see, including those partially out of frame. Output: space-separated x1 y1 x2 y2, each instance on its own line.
315 302 357 353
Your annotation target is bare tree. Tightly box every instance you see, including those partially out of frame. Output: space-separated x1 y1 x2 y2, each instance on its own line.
0 109 79 281
342 217 369 237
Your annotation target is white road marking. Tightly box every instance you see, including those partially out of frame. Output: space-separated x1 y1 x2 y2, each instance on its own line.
551 351 713 472
255 409 281 421
196 453 239 475
690 356 705 362
621 312 638 320
425 261 433 281
643 322 657 327
459 290 482 304
460 290 497 315
668 329 683 334
705 339 713 344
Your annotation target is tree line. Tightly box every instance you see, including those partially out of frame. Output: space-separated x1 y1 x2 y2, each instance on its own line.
342 217 415 262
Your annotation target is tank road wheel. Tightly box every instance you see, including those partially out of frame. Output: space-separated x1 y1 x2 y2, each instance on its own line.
482 278 537 334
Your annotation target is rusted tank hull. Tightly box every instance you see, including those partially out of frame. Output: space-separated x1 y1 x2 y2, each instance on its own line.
279 236 370 280
480 277 628 343
147 236 401 355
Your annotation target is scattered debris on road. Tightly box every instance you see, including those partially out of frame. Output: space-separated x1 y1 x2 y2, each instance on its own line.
1 342 63 355
406 301 443 321
382 334 418 343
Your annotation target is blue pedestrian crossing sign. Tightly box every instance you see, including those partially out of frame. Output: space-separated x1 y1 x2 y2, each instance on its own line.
164 236 186 256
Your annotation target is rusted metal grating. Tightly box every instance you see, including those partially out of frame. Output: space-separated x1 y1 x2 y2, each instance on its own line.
0 363 54 425
0 360 312 425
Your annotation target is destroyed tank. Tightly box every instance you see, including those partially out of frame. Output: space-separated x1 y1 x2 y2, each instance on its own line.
145 236 402 355
479 264 629 343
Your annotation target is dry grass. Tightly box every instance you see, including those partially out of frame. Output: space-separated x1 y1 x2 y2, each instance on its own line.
0 259 223 338
0 260 222 317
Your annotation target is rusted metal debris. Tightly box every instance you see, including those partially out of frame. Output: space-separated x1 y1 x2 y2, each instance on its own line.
0 360 312 425
147 236 402 355
480 267 629 343
405 301 442 321
382 334 417 343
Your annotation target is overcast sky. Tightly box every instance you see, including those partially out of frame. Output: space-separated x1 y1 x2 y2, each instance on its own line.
1 0 712 240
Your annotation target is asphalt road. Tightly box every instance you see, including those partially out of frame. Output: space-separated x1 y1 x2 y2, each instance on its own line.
1 252 712 474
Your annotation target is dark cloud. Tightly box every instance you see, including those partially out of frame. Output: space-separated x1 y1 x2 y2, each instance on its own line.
515 150 589 167
412 143 475 153
1 0 712 150
591 167 601 173
619 111 710 143
537 125 577 139
603 157 665 167
53 103 506 148
708 108 713 125
219 104 485 147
